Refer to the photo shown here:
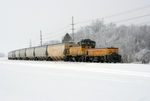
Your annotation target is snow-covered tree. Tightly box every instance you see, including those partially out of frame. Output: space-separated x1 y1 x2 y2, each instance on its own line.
62 33 72 43
74 20 150 63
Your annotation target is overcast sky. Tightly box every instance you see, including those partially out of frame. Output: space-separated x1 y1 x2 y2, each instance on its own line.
0 0 150 54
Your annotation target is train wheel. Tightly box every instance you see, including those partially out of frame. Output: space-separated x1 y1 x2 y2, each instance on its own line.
34 57 38 61
47 57 52 61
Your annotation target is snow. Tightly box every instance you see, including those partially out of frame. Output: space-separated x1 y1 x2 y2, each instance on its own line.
0 58 150 101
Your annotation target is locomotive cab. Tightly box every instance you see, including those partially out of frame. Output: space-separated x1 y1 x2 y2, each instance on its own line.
78 39 96 48
67 39 96 61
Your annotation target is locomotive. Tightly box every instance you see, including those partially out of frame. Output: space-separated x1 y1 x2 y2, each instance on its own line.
8 39 121 63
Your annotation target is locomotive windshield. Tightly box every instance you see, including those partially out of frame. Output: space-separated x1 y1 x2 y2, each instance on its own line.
78 39 96 48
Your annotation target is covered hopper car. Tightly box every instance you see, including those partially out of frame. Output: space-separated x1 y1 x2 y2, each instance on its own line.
8 42 75 61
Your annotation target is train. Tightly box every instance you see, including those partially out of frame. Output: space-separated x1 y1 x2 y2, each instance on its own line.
8 39 121 63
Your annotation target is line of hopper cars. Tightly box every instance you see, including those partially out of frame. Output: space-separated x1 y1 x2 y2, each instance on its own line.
8 39 121 63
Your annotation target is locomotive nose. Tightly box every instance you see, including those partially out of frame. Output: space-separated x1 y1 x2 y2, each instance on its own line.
109 52 122 63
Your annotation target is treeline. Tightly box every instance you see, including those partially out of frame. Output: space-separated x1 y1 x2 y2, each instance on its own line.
73 20 150 63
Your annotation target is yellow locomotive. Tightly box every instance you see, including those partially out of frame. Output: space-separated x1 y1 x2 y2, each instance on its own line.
66 39 121 63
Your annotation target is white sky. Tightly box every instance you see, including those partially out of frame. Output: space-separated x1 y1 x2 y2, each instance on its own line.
0 0 150 54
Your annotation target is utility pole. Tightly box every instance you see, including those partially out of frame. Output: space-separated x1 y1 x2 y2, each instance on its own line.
29 39 32 48
40 30 42 46
71 16 75 41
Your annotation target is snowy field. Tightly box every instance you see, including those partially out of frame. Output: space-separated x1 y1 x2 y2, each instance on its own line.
0 58 150 101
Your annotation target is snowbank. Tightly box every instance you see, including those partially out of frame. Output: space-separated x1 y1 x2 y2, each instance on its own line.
0 59 150 101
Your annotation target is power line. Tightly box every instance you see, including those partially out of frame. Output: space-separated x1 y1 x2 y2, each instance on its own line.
43 30 72 43
42 18 74 41
43 25 70 36
43 30 68 39
76 4 150 24
30 5 150 45
35 5 150 44
103 5 150 19
43 32 66 42
42 25 70 40
113 14 150 23
43 13 150 42
43 30 71 41
42 29 69 39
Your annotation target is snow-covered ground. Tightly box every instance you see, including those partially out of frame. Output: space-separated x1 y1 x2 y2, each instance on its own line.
0 58 150 101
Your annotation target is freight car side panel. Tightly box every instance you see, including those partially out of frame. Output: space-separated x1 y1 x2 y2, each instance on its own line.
47 42 75 60
15 50 20 59
87 48 119 56
106 48 118 55
12 51 16 59
34 46 47 59
20 49 26 59
47 44 65 60
69 46 84 56
8 52 13 59
69 46 92 56
26 48 35 59
107 48 118 55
